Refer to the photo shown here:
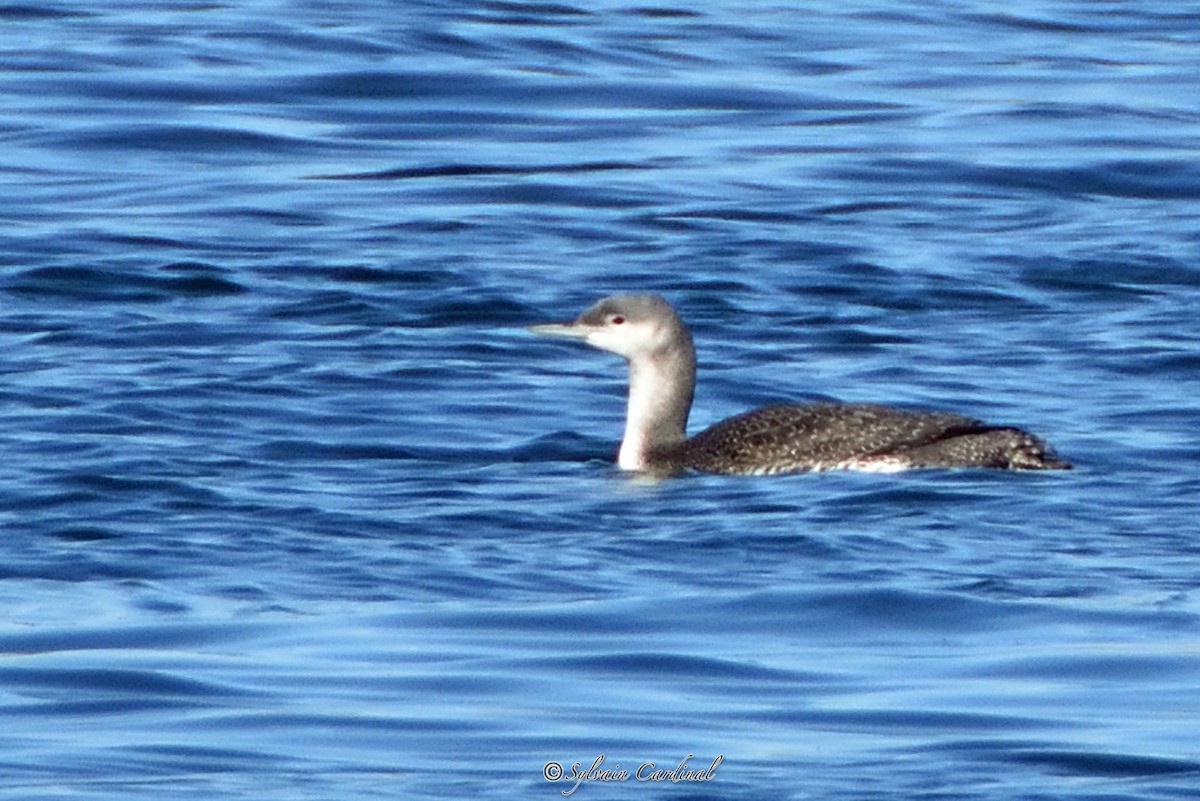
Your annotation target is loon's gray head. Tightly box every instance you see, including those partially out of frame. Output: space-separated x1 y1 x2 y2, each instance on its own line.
528 293 690 362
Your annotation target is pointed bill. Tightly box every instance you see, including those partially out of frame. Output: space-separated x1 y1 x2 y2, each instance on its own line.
528 322 591 339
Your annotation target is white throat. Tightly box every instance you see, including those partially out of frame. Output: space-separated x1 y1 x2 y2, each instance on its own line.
616 349 692 470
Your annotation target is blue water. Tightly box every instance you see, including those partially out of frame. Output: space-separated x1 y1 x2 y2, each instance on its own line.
3 1 1200 798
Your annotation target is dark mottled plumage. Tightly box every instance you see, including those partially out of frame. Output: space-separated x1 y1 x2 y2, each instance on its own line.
670 403 1067 475
530 294 1070 476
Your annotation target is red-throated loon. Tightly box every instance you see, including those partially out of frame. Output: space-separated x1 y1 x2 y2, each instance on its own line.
530 294 1070 475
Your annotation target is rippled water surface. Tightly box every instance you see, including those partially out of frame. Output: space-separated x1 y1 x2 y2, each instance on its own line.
3 1 1200 799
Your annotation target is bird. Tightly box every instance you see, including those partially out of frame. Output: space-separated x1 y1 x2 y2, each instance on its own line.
529 293 1070 476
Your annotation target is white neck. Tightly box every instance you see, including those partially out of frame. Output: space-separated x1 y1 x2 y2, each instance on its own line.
616 345 695 470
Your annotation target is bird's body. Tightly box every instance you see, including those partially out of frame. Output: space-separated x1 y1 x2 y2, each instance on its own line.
530 294 1069 476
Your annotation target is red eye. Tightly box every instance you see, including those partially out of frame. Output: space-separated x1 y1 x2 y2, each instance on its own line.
611 316 625 325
